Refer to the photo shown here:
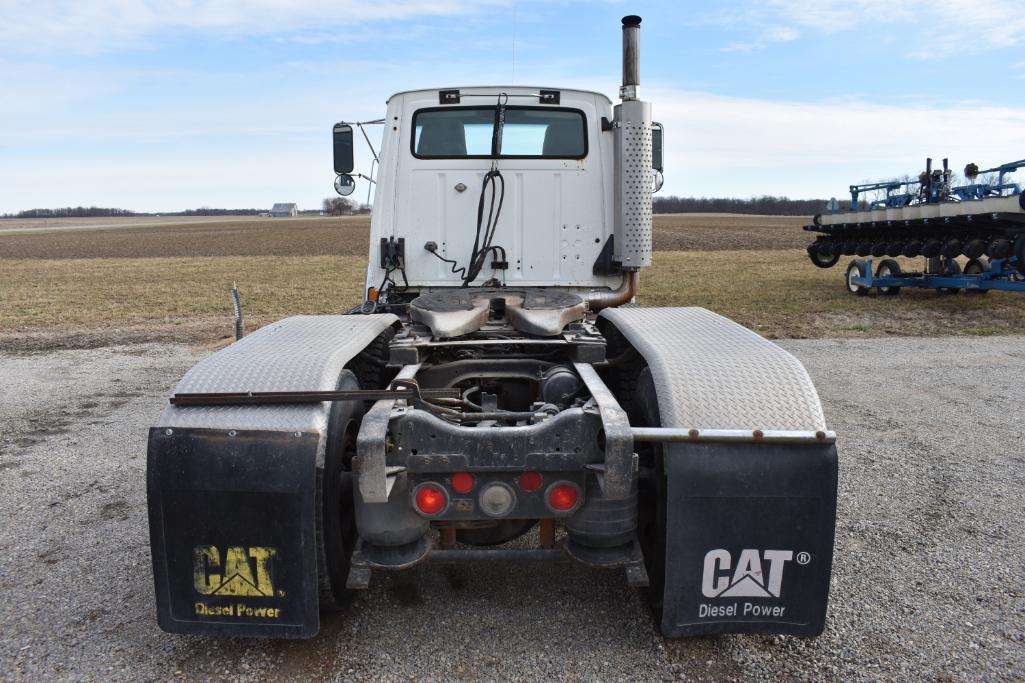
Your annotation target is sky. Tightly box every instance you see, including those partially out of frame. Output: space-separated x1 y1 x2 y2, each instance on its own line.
0 0 1023 213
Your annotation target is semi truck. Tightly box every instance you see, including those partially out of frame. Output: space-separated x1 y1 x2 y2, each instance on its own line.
147 15 838 640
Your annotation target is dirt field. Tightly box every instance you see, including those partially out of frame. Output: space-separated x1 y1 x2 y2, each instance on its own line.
2 214 1022 351
0 216 371 258
0 215 308 234
0 214 809 259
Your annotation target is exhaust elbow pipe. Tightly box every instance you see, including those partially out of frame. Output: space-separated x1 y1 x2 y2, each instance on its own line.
587 270 639 311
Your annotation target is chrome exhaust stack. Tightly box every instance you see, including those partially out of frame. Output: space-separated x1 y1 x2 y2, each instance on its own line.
612 15 653 272
621 15 641 100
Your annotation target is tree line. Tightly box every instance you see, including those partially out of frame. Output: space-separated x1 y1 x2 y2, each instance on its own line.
322 197 371 215
653 195 829 216
3 207 268 218
5 196 834 219
5 206 137 218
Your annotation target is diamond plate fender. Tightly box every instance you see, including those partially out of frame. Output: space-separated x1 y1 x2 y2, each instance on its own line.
158 314 399 433
599 307 827 432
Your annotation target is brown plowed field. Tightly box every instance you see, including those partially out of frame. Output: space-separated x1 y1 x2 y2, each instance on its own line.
0 214 810 259
4 213 1020 351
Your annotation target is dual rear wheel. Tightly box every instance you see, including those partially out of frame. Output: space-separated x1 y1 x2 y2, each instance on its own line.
633 368 669 621
318 371 361 610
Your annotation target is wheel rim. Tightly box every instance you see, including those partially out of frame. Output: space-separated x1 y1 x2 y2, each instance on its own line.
877 265 891 293
846 268 858 293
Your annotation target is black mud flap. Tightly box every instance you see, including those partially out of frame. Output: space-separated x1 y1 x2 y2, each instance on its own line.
147 427 320 638
661 442 837 638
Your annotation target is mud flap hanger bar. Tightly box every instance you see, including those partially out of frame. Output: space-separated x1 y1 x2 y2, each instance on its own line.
169 387 459 406
633 428 837 445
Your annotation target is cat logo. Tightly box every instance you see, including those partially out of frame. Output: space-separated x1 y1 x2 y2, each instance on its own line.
193 545 277 597
701 549 796 599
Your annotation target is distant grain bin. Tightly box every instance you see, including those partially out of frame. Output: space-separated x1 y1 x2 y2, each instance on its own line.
269 202 298 217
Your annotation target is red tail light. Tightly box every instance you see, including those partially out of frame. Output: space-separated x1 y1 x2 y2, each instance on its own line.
547 482 579 512
518 471 543 492
413 484 448 516
451 472 475 494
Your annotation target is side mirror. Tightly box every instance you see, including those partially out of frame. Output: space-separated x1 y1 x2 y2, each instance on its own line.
334 173 356 196
333 123 354 174
651 122 664 173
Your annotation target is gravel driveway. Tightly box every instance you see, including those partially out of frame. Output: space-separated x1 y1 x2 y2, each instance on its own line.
1 336 1022 681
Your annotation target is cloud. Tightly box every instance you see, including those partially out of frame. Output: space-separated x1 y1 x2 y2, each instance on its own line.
648 85 1025 198
766 0 1025 49
706 0 1025 58
0 0 515 54
5 80 1022 212
721 25 800 52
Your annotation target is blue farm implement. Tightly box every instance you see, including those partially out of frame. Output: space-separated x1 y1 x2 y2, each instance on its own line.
804 157 1025 293
843 257 1025 297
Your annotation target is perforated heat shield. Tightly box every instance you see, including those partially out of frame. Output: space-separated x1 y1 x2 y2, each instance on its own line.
613 99 653 268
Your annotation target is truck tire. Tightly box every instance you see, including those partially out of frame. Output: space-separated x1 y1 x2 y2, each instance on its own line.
632 368 669 623
317 370 362 610
597 319 647 415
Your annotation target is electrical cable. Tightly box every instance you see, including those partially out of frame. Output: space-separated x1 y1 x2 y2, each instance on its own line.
427 248 468 280
462 168 505 286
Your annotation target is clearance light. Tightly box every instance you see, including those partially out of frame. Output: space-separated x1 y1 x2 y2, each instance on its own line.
451 472 475 494
413 484 448 516
518 471 543 492
547 483 579 512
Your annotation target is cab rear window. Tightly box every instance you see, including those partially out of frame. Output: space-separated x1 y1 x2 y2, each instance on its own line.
412 106 587 159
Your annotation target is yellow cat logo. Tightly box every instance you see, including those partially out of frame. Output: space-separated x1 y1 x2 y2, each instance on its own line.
193 546 276 597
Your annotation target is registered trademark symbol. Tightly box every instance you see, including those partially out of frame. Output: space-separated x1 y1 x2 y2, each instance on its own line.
796 551 811 565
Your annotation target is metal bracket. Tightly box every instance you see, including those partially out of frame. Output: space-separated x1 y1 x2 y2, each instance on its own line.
379 236 405 269
356 364 421 503
573 362 635 499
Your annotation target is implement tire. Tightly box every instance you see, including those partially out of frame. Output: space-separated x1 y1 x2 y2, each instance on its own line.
845 259 870 296
938 260 962 295
807 242 840 269
964 258 990 295
317 370 362 610
1014 235 1025 275
875 259 902 296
